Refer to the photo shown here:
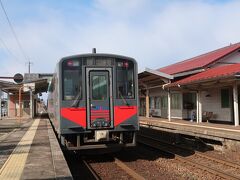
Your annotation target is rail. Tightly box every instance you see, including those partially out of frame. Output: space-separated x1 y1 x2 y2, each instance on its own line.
114 157 145 180
82 159 101 180
137 134 240 180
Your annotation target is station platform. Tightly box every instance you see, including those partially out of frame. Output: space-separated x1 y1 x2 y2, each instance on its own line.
139 116 240 142
0 114 72 180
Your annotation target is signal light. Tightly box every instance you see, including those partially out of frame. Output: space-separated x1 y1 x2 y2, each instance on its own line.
117 61 129 68
67 61 73 66
67 60 79 67
123 62 129 68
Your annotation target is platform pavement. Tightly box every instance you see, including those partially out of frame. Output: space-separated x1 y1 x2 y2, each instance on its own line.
140 116 240 142
0 115 72 180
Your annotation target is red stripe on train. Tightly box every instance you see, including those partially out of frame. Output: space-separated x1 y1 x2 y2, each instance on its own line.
60 106 137 128
60 107 86 127
114 106 137 126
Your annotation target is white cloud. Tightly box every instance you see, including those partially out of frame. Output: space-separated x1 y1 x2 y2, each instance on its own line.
1 0 240 76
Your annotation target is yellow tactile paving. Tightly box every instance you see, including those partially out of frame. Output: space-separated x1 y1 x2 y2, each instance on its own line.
0 119 40 180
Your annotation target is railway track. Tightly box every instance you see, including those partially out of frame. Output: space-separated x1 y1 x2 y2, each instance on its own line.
137 134 240 180
82 159 101 180
79 155 145 180
114 157 145 180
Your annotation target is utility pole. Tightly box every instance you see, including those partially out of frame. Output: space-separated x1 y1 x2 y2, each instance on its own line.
26 61 33 74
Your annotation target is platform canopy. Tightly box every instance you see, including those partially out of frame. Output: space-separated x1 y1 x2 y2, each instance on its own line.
0 73 52 94
0 80 21 93
138 68 173 89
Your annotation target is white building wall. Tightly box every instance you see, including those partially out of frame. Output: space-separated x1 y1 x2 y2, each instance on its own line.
201 87 232 122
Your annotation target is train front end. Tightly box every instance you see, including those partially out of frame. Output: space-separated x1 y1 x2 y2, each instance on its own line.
57 53 138 150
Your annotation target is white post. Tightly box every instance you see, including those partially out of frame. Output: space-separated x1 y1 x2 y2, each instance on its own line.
233 82 239 126
196 91 199 123
30 89 33 118
146 89 150 118
199 91 202 123
168 89 171 121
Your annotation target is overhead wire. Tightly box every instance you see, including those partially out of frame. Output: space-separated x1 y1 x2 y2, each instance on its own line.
0 37 21 63
0 0 29 61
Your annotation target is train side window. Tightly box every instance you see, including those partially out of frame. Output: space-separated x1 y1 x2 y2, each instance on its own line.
116 60 135 99
62 59 82 100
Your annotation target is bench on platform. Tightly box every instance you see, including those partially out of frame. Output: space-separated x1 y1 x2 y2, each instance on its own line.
202 111 213 122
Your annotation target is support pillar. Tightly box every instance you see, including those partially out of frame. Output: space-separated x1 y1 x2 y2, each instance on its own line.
168 89 171 121
7 93 9 117
146 89 150 118
233 82 239 126
198 91 202 123
30 90 33 118
196 91 199 123
19 86 23 121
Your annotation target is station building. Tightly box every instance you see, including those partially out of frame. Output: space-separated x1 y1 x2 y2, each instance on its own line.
139 43 240 126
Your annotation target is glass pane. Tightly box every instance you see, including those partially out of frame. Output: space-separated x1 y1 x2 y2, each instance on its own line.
92 75 107 100
161 96 168 108
155 97 160 109
116 60 134 99
62 59 82 100
171 93 181 109
221 89 229 108
183 93 196 109
63 70 82 100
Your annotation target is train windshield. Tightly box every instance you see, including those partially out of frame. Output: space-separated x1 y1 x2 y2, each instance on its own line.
62 60 82 100
116 60 135 99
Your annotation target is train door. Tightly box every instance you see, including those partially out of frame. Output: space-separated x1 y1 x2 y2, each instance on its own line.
86 68 113 129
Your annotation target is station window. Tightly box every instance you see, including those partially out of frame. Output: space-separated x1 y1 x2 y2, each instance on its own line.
150 97 155 109
62 59 82 100
221 88 230 108
116 59 135 99
155 97 161 109
183 93 196 109
161 96 168 109
171 93 181 109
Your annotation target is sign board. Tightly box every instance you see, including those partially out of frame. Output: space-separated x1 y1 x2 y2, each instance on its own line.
23 83 35 92
13 73 23 83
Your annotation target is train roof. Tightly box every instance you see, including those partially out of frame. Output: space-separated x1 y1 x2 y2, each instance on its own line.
58 53 137 65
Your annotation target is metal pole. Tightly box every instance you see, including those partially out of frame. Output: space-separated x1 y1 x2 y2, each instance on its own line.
28 62 30 74
19 86 23 123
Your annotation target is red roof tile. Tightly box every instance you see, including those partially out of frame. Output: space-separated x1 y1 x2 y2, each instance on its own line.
158 43 240 75
169 63 240 87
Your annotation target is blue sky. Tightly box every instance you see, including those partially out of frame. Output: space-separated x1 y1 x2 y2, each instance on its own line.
0 0 240 76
